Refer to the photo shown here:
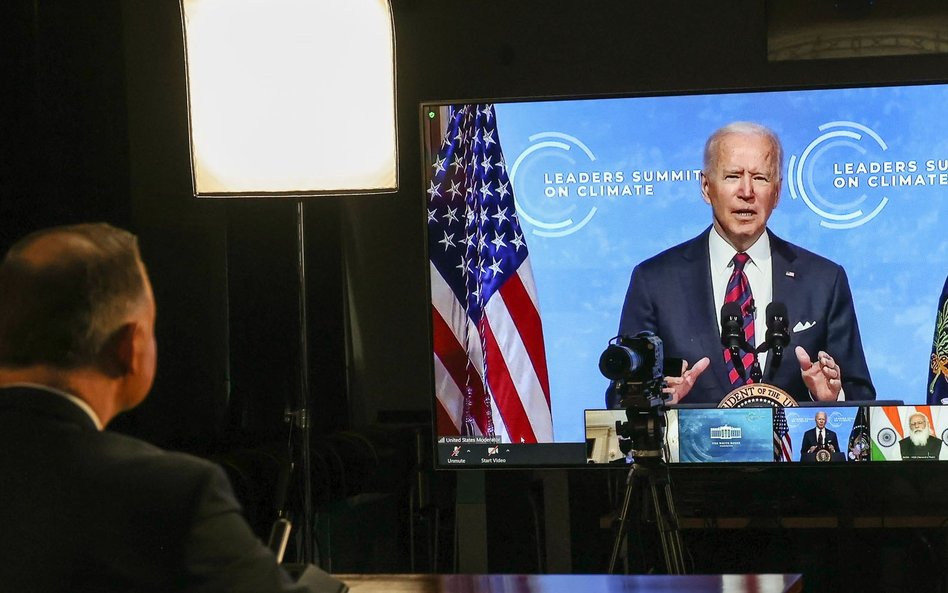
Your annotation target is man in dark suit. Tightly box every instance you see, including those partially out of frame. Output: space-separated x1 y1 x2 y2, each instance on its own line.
800 411 839 457
899 412 943 460
618 122 874 405
0 224 329 592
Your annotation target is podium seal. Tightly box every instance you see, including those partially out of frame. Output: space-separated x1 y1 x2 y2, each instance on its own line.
718 383 798 408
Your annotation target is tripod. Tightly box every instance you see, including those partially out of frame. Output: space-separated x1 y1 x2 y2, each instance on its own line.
608 450 686 575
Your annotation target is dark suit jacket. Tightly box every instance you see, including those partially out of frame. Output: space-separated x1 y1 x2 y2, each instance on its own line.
800 427 840 456
899 435 944 460
0 386 315 593
618 228 875 405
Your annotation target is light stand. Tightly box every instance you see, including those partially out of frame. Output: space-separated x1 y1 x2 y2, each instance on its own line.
292 200 315 563
179 0 398 569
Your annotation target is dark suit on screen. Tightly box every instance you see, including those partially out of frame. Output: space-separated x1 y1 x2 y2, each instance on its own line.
618 227 875 405
899 435 944 460
0 386 314 593
800 427 839 456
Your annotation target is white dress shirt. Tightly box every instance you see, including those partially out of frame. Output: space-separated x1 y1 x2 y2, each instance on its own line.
708 227 773 372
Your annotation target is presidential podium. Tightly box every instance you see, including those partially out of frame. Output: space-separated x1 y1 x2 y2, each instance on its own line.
799 450 846 462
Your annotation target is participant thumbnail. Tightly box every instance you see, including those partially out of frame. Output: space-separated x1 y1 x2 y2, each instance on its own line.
870 405 948 461
782 406 867 463
668 408 774 463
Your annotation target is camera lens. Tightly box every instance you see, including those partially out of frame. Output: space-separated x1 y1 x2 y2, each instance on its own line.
599 344 644 380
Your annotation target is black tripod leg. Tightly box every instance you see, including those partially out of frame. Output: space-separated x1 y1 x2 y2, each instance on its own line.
609 462 687 575
664 483 686 574
650 468 686 574
608 468 636 574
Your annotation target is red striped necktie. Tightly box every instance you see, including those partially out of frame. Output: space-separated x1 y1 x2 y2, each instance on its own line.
724 252 756 387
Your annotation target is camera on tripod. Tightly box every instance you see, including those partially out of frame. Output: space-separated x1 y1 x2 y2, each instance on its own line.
599 331 686 574
599 331 668 459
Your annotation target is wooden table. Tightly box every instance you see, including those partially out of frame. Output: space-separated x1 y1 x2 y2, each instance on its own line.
336 573 803 593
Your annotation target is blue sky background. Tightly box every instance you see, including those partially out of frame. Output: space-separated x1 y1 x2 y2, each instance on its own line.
487 84 948 443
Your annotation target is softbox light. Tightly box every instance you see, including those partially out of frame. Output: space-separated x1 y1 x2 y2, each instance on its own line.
180 0 398 197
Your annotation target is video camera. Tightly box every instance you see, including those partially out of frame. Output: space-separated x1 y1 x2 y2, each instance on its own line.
600 332 665 401
600 332 686 573
599 331 668 458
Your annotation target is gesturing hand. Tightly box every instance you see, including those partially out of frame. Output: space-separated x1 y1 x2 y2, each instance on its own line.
795 346 842 401
662 357 711 404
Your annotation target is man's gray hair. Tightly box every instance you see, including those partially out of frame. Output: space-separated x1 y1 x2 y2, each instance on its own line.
0 223 147 369
703 121 784 182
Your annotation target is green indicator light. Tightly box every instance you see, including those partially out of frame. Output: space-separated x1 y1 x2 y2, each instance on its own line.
428 111 436 119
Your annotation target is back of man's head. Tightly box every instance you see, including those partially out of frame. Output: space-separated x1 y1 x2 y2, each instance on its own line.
0 223 146 370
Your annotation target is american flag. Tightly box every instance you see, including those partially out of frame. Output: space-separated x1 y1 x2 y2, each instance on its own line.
773 407 792 462
426 104 554 443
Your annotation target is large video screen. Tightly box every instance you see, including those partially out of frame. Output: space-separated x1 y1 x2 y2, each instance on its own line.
423 82 948 468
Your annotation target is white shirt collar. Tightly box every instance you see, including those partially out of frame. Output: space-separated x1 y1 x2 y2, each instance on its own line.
708 226 772 273
3 382 103 430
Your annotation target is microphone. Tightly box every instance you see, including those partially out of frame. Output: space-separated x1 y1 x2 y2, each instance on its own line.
765 302 790 357
720 302 746 377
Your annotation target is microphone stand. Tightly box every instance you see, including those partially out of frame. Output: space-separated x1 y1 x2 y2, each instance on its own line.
729 337 760 383
749 356 763 383
759 303 791 383
757 337 790 382
721 303 759 383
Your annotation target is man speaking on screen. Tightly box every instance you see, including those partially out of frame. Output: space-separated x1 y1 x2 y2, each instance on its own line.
899 412 943 460
617 121 875 405
801 411 839 456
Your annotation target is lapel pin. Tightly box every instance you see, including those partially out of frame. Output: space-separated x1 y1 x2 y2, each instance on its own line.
785 271 795 278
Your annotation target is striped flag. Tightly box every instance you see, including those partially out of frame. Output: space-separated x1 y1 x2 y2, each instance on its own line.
773 407 792 462
928 275 948 404
426 104 554 443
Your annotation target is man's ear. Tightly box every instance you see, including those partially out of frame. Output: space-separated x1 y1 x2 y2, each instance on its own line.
103 322 138 378
700 172 711 205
